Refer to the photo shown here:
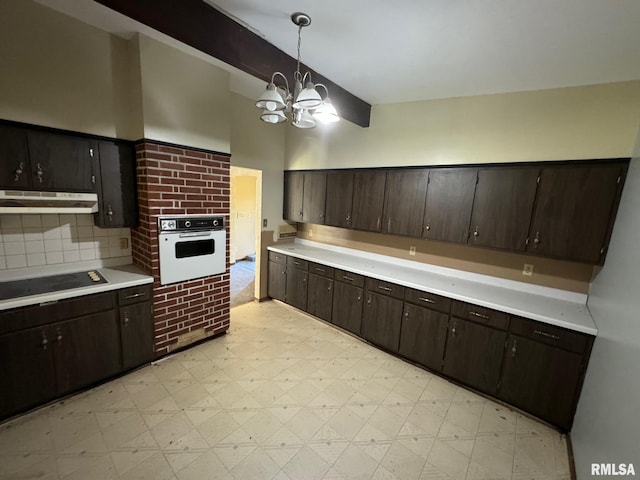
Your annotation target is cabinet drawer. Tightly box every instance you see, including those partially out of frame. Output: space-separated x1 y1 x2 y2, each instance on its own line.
287 256 308 270
451 301 509 330
268 251 286 264
309 262 334 278
365 278 404 300
117 284 153 306
334 269 365 287
404 288 451 313
509 316 592 354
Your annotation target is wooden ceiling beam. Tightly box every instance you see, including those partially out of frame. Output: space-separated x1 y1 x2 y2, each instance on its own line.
95 0 371 127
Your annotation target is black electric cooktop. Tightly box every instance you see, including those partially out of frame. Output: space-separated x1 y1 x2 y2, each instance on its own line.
0 270 108 301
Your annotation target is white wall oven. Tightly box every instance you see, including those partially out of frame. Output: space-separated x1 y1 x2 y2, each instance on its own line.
158 215 226 285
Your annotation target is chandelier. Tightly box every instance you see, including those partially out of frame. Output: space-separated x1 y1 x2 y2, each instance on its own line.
256 12 340 128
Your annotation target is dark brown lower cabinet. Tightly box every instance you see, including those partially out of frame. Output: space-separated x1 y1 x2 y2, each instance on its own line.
307 273 333 321
442 318 507 395
120 301 155 370
399 303 449 371
0 326 57 418
499 335 585 430
362 291 404 353
331 281 363 335
268 259 286 302
286 266 308 311
0 285 154 421
54 311 121 395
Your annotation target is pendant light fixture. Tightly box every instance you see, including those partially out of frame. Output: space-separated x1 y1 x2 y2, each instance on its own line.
256 12 340 128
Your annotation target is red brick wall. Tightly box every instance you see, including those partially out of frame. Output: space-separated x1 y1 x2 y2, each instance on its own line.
131 140 230 356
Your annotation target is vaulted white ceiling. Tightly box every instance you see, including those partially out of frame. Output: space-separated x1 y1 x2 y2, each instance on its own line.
37 0 640 105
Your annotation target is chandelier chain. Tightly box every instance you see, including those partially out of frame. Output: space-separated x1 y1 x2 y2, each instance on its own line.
296 24 303 81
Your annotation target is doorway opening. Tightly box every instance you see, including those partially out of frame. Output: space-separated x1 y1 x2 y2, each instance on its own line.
229 166 262 308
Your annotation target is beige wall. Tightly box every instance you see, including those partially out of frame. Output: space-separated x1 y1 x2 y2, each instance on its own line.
0 0 134 138
137 35 231 153
286 81 640 169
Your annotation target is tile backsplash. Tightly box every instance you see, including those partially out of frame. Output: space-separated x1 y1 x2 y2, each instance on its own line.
0 214 132 270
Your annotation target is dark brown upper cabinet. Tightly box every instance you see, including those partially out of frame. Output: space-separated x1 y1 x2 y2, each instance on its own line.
26 130 96 192
0 123 96 192
302 171 327 224
423 168 477 243
284 171 304 222
325 171 354 228
526 161 627 264
469 167 539 251
352 170 387 232
382 169 429 237
94 140 138 228
0 123 30 189
283 171 327 224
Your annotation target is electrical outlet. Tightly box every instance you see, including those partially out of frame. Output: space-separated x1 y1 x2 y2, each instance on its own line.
522 263 534 276
120 237 129 249
262 218 268 227
409 246 416 256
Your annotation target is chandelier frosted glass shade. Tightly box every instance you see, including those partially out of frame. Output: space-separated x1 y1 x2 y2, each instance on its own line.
256 12 339 129
255 83 287 111
260 109 287 124
292 81 323 109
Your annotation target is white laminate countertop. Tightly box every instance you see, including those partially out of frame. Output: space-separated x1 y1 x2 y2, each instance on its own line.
0 264 154 311
268 240 597 336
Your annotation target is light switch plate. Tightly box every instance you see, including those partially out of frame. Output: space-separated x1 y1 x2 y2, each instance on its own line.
522 264 534 276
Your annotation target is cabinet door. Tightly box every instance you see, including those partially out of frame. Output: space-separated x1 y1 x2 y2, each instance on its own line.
284 171 304 222
423 168 477 243
0 123 30 189
53 311 121 395
94 141 138 228
331 282 363 335
26 130 96 192
469 167 539 251
325 171 354 228
499 335 584 430
527 162 626 263
285 267 308 311
382 169 428 237
0 326 56 419
443 318 506 395
399 303 449 371
362 291 403 353
307 273 333 321
268 260 287 302
120 302 155 370
351 170 387 232
303 172 327 224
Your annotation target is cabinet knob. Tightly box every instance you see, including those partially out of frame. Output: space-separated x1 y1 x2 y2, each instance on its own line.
41 333 49 350
14 162 24 181
107 205 114 222
36 163 44 182
124 313 130 325
367 294 372 305
511 339 518 357
533 232 540 247
451 323 457 337
376 217 381 230
387 218 392 232
327 284 332 292
56 328 63 343
357 294 361 302
404 312 409 318
473 226 479 238
346 215 351 225
424 225 431 232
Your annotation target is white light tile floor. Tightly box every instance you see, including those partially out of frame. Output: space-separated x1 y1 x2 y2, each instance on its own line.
0 301 571 480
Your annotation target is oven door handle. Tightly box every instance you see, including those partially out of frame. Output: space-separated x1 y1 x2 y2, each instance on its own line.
178 232 213 238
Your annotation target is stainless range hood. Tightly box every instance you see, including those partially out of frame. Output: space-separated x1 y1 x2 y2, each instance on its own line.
0 190 99 214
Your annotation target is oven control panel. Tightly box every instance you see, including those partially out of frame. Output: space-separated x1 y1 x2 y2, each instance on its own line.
158 215 225 232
